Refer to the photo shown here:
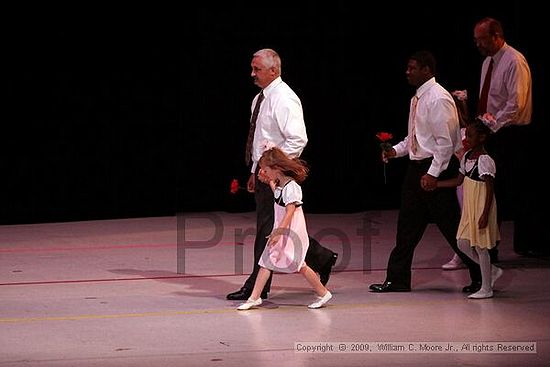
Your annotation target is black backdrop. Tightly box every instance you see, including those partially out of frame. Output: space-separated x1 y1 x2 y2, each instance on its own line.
3 3 546 225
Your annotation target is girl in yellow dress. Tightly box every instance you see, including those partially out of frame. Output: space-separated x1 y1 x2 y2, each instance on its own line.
437 119 503 299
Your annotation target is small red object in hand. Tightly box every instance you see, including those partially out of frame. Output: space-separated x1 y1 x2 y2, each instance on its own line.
376 131 394 152
230 179 240 194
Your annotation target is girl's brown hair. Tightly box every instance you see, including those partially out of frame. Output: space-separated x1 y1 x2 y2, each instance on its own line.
259 147 309 184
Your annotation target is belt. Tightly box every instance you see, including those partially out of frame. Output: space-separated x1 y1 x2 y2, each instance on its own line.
410 157 433 164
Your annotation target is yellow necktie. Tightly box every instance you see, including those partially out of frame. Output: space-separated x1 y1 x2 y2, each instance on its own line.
410 95 419 154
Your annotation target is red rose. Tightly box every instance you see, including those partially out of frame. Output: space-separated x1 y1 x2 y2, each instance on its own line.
376 132 394 152
230 179 239 194
376 132 393 142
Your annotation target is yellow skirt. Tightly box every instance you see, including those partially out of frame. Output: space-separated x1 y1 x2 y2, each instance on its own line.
456 176 500 249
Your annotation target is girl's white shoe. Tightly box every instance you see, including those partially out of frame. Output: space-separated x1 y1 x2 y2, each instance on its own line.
468 289 493 299
308 291 333 309
237 297 262 310
491 266 503 287
442 254 465 270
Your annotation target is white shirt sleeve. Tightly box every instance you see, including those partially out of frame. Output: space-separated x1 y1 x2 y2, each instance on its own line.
282 181 303 206
478 154 496 178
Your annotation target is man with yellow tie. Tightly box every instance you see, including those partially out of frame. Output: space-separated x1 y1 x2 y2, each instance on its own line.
370 50 483 294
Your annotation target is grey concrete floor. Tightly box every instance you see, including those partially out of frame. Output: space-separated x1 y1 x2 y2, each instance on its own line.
1 211 549 366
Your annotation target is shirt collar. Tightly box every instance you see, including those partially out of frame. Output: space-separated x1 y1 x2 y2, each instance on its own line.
491 42 509 65
262 76 283 98
415 77 436 99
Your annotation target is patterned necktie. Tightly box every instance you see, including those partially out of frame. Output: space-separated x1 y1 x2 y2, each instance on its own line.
409 95 419 154
476 58 494 116
245 91 264 166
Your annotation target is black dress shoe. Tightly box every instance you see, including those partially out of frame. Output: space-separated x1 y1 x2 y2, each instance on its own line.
462 281 482 293
320 252 338 286
226 287 251 300
369 281 411 293
226 287 269 300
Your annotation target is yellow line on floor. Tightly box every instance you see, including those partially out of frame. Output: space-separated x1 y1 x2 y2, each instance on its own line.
0 299 465 324
0 308 236 323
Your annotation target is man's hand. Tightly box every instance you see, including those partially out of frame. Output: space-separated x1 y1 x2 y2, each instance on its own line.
382 148 396 163
420 174 437 191
247 173 255 192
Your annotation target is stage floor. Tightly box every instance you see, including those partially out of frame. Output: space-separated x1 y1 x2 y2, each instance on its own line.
1 211 549 366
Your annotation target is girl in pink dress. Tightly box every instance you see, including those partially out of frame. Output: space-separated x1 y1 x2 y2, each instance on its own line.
237 147 332 310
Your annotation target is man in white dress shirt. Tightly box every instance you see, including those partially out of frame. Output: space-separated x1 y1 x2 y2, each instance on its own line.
473 17 534 257
369 51 483 293
227 48 338 301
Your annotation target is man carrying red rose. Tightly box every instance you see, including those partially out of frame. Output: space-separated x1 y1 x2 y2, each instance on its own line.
369 51 483 294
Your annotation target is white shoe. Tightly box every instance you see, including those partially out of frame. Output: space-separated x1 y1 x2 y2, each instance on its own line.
491 266 503 287
308 291 332 309
237 297 262 310
468 289 493 299
441 254 466 270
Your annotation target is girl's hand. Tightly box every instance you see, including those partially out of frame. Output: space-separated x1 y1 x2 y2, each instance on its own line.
266 228 285 246
267 234 280 246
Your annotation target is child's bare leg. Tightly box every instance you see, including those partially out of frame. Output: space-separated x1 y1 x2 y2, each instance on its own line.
300 264 328 297
249 267 271 300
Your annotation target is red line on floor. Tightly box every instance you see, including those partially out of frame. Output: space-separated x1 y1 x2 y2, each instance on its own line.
0 241 254 253
0 275 189 286
0 243 176 253
0 240 353 253
0 267 413 287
